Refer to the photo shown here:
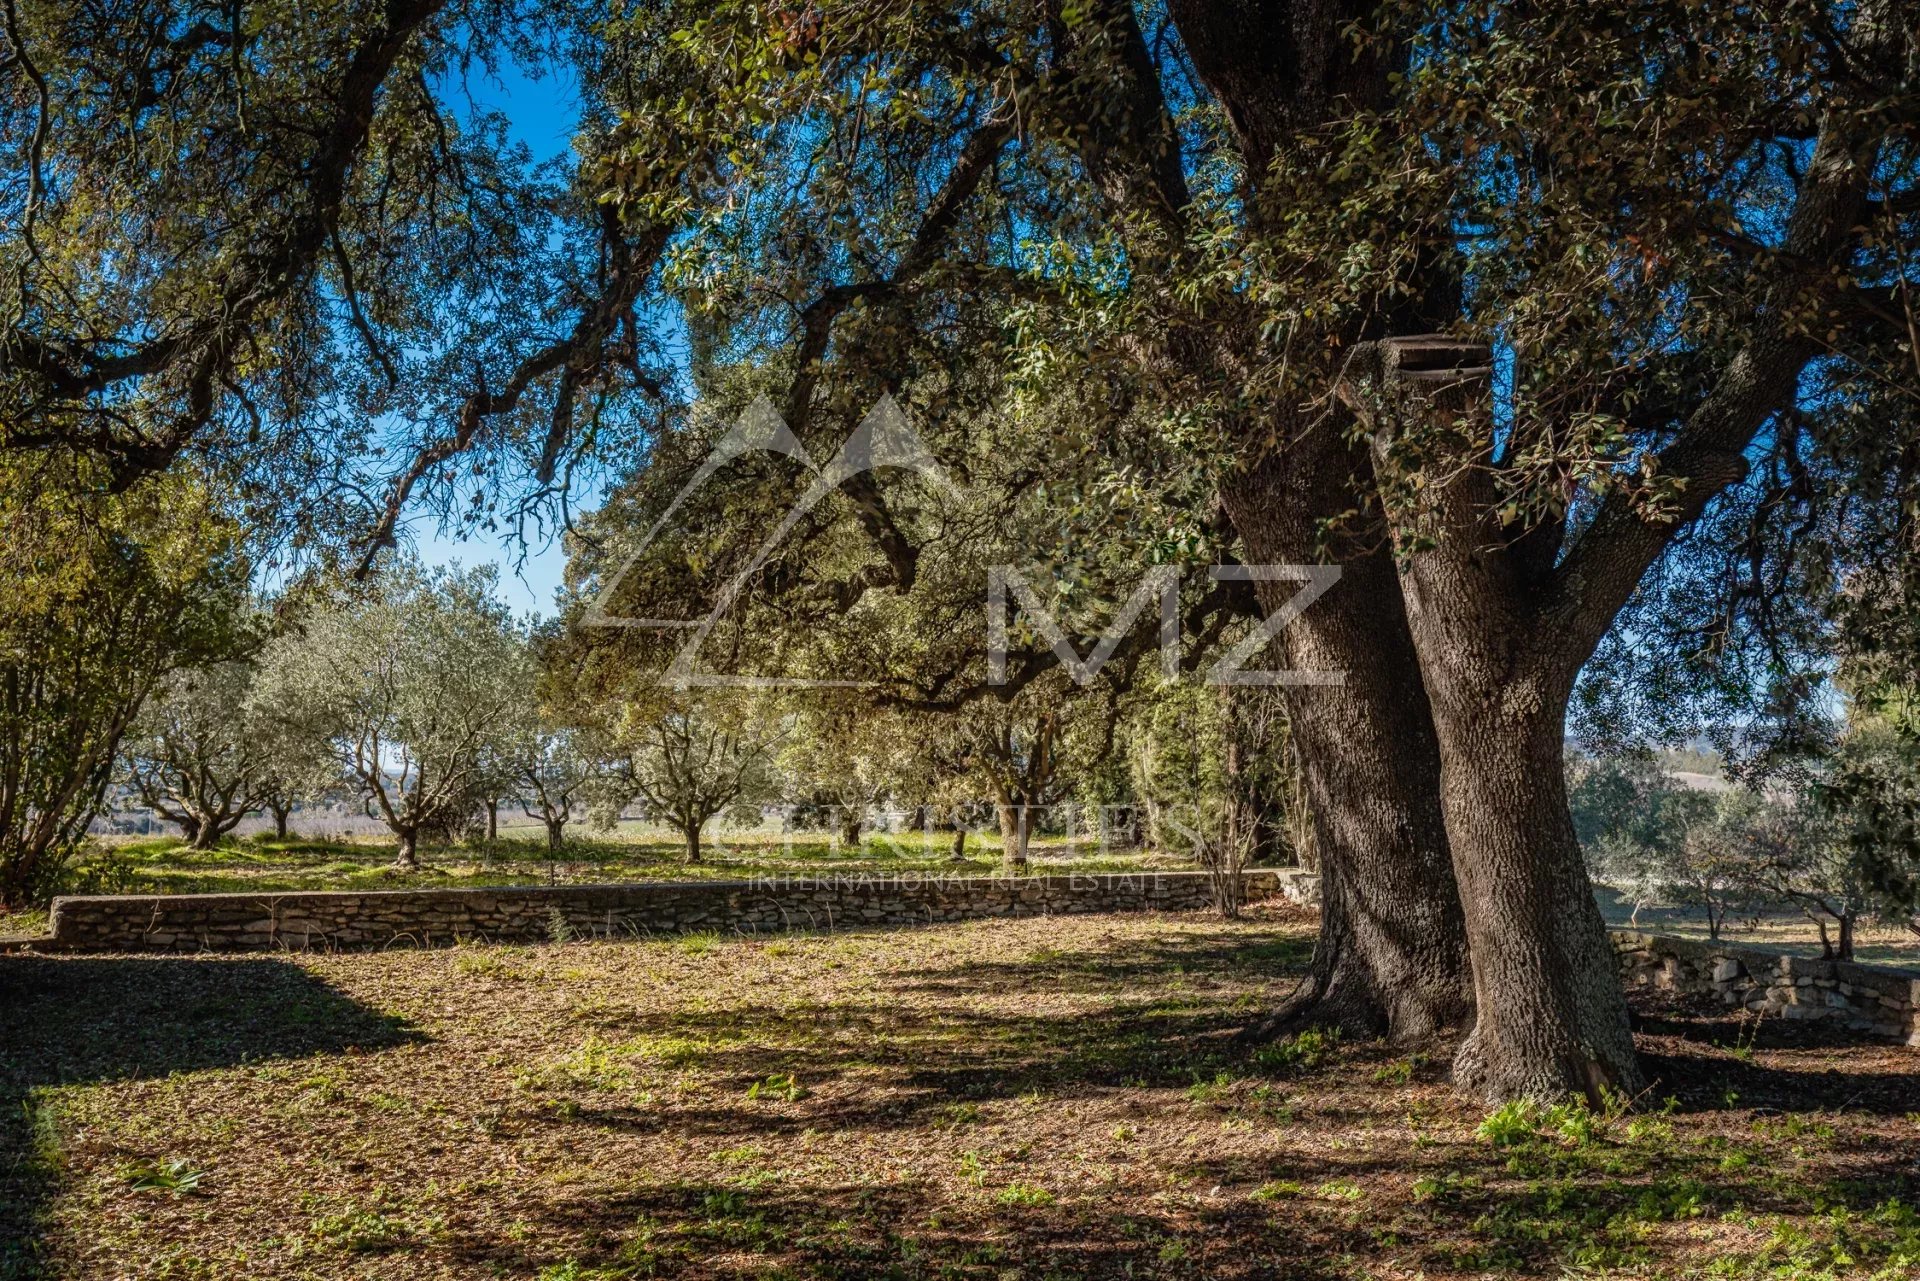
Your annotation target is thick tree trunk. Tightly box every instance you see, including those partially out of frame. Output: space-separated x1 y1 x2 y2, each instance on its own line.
1366 363 1645 1101
393 828 419 870
1421 685 1644 1103
836 810 863 850
682 820 702 863
997 802 1030 871
485 797 498 843
546 818 565 855
1223 459 1473 1044
948 822 968 861
268 800 291 841
202 808 247 848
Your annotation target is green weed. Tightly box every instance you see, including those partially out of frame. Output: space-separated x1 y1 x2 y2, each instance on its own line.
121 1157 206 1196
1253 1027 1340 1074
745 1073 804 1102
995 1181 1053 1207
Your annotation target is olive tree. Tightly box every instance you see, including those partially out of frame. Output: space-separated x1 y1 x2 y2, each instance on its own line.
780 705 922 850
254 563 526 868
120 661 271 849
245 698 342 841
508 720 599 854
954 680 1117 872
605 694 780 863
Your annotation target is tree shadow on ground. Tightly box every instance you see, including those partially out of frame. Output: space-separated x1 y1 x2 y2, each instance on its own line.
0 955 418 1281
521 929 1315 1139
487 1171 1349 1281
514 994 1273 1144
1629 988 1920 1115
7 929 1917 1280
482 968 1920 1279
887 926 1315 996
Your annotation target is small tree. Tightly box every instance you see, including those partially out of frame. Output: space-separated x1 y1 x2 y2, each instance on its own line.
1123 679 1224 858
120 662 271 849
1665 791 1778 942
1811 707 1920 949
781 706 920 852
1740 801 1874 962
465 738 523 845
1220 684 1299 869
244 696 340 841
254 563 526 869
0 472 251 906
611 696 779 863
511 724 597 855
1569 751 1718 927
958 684 1112 872
1664 780 1902 963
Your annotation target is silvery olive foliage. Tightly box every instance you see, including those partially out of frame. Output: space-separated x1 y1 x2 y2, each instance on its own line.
253 561 528 866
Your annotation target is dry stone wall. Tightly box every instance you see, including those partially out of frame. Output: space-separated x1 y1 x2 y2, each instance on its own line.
1613 930 1920 1047
46 868 1321 953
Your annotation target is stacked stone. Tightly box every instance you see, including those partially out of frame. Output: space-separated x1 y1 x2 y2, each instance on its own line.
1612 930 1920 1047
45 869 1297 954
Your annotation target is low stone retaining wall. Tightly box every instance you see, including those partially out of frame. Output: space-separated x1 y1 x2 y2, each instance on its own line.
44 868 1321 953
1613 930 1920 1047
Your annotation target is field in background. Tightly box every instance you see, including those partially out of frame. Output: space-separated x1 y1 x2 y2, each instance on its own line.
4 908 1917 1280
1594 888 1920 968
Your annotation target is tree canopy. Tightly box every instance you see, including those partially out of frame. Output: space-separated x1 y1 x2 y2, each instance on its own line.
3 0 1916 1103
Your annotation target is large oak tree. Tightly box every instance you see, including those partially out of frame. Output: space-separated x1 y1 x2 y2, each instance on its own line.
580 0 1917 1099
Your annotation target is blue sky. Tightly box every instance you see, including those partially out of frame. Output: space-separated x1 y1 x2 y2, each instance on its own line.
409 47 592 617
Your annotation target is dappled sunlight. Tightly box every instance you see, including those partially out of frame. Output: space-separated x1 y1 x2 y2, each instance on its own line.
4 911 1916 1279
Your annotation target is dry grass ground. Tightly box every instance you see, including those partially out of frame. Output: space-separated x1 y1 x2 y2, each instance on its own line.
3 907 1917 1280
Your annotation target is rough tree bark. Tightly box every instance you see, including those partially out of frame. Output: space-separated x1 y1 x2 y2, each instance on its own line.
393 827 419 870
995 799 1031 871
167 799 248 850
1224 447 1473 1042
1356 0 1893 1086
1339 338 1643 1100
835 810 864 850
1420 652 1644 1101
682 820 703 863
174 813 205 848
1109 0 1474 1043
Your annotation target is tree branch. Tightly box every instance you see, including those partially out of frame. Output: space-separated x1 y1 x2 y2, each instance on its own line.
1541 99 1891 662
352 218 672 577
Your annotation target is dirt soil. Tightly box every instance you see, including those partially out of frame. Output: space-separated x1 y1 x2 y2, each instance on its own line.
3 906 1916 1280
